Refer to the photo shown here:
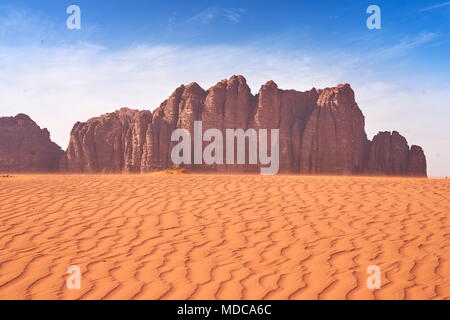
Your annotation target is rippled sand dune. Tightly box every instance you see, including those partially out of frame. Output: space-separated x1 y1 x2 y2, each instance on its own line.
0 174 449 300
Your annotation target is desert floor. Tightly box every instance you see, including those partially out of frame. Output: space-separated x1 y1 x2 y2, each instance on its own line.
0 174 449 300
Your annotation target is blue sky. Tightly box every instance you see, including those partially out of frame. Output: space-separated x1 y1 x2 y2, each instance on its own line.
0 1 449 176
3 1 450 53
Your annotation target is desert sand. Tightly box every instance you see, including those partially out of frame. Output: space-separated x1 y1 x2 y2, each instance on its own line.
0 174 448 300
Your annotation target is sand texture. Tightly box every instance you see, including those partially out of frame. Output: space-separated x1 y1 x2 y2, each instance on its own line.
0 174 449 300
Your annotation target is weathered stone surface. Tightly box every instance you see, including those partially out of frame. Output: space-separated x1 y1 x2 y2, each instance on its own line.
59 75 427 176
365 131 427 177
0 114 63 172
366 131 409 175
202 75 255 173
407 145 427 177
299 84 367 174
60 108 152 173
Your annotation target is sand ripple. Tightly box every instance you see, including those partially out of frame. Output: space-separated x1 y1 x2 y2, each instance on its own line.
0 174 449 300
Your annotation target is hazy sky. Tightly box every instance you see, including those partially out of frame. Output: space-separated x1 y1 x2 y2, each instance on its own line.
0 0 449 176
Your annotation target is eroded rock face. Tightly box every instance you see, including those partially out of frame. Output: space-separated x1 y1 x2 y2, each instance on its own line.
366 131 409 175
299 84 367 174
365 131 427 177
0 114 63 172
60 108 152 173
60 75 427 176
407 145 427 177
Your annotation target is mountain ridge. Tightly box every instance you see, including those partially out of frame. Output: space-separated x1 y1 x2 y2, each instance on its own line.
0 75 427 176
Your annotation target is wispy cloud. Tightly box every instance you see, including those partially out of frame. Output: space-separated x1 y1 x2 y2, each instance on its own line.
378 32 438 56
329 32 440 71
187 7 245 24
0 8 55 44
419 1 450 12
187 8 216 24
166 12 177 36
223 9 245 23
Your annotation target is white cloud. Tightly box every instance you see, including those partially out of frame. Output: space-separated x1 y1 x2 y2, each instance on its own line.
186 7 245 24
187 8 216 24
420 1 450 12
223 9 245 23
377 32 437 56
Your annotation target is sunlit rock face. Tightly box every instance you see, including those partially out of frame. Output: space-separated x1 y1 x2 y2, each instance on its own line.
58 75 427 176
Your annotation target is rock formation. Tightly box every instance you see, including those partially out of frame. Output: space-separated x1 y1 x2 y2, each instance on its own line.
407 145 427 177
0 76 427 176
59 75 427 177
366 131 427 176
60 108 152 173
0 114 63 172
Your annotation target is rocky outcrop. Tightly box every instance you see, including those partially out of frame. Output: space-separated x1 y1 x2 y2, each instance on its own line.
57 75 428 176
366 131 409 175
0 114 63 172
407 145 427 177
365 131 427 176
299 84 367 174
60 108 152 173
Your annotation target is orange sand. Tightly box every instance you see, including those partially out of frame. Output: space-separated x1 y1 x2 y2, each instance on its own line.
0 174 449 300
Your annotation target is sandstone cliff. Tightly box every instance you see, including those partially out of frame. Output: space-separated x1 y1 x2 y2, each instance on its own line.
0 114 63 172
60 108 152 173
366 131 427 176
59 75 427 176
